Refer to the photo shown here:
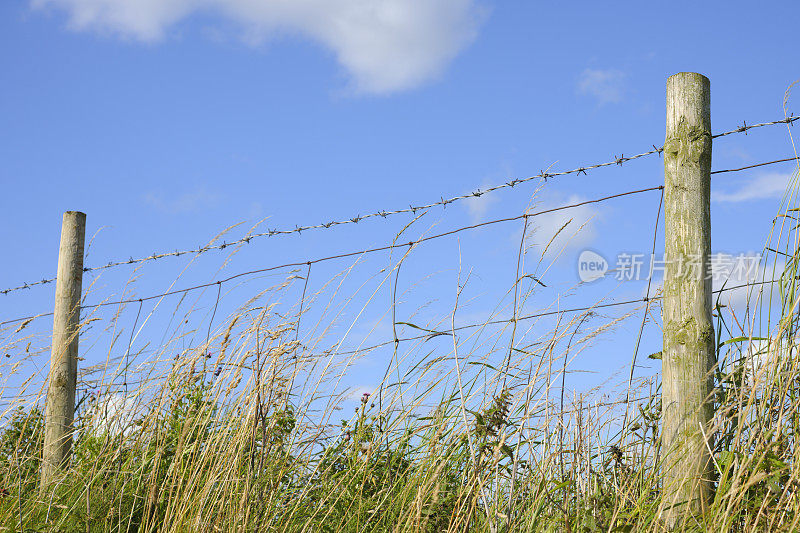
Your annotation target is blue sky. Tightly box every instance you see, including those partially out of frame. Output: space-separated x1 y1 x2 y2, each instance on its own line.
1 1 799 413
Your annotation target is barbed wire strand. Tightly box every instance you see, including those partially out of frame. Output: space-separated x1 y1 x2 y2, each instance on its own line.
711 116 797 139
0 186 661 327
3 116 796 297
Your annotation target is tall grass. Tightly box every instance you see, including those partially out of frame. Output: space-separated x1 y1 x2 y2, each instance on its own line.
2 163 800 531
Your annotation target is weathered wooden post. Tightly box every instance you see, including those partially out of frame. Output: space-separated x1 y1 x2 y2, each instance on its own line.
41 211 86 489
661 72 715 526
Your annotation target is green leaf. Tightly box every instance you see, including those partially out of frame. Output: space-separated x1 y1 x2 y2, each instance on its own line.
501 444 514 459
467 361 497 371
718 336 768 347
395 321 440 333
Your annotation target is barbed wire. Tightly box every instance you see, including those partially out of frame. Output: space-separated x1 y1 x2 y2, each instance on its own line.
3 116 797 297
710 116 798 139
0 186 661 327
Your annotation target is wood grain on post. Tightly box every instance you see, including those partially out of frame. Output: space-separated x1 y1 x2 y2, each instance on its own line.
661 72 715 526
41 211 86 489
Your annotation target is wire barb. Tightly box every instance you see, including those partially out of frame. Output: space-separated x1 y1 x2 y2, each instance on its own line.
0 185 662 327
3 114 798 296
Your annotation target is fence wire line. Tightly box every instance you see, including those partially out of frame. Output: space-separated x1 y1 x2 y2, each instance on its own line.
0 274 777 402
3 116 797 297
710 156 799 175
2 297 652 399
0 186 662 327
0 276 783 380
0 272 784 400
711 116 798 139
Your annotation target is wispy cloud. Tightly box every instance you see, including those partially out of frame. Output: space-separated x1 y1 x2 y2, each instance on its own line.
528 194 602 258
32 0 485 94
743 336 799 387
643 255 778 311
463 183 499 222
577 68 626 105
713 172 794 203
88 393 138 437
345 385 376 401
143 186 221 214
248 201 263 219
712 258 784 310
718 145 752 162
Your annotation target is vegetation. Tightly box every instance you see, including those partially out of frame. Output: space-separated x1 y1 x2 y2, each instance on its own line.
1 176 799 531
4 325 800 532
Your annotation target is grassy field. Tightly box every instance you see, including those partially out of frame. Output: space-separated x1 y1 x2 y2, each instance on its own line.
3 166 800 532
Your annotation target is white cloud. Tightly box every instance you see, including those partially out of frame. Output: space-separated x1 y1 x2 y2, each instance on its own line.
577 68 626 105
528 194 602 258
248 201 263 219
143 186 221 213
346 385 375 401
31 0 484 94
638 256 781 312
718 146 752 162
712 258 784 311
463 183 498 222
741 337 798 389
88 393 138 436
713 172 794 203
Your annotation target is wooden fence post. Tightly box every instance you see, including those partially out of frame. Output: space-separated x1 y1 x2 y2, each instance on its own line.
41 211 86 489
661 72 715 526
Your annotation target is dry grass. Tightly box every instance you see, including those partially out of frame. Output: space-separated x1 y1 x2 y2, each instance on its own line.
1 161 800 531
